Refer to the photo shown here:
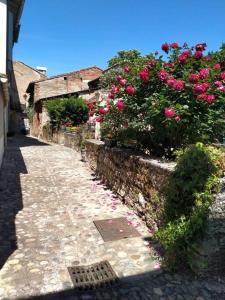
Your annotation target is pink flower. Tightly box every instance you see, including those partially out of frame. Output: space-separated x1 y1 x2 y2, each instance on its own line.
175 116 181 122
213 63 221 70
99 107 108 114
147 59 156 68
193 82 210 94
173 80 185 91
116 100 125 111
166 79 176 88
197 94 208 101
139 68 149 82
171 42 179 48
108 93 114 99
111 84 119 94
123 64 130 73
199 68 210 79
158 69 168 81
125 85 136 95
183 50 191 57
205 55 211 62
206 94 215 104
197 94 215 104
214 81 223 88
189 74 199 83
161 42 169 53
163 62 174 68
115 75 123 82
220 71 225 80
95 116 104 123
153 263 161 270
178 53 188 63
164 107 176 118
119 78 127 86
195 43 206 51
194 51 203 60
167 79 184 91
88 102 95 110
220 87 225 92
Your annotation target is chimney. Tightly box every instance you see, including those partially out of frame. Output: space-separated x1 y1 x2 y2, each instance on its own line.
36 66 47 76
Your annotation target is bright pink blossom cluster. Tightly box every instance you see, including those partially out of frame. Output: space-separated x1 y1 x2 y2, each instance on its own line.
193 82 210 94
139 68 149 82
197 94 215 104
164 107 181 122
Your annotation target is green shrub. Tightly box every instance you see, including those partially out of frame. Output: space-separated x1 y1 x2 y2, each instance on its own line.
64 97 89 126
95 43 225 156
45 99 64 127
45 97 88 127
155 143 225 271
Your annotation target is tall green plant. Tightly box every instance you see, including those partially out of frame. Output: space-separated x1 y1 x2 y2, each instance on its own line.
155 143 225 271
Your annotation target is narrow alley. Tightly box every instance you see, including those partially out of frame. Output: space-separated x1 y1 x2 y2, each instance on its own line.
0 136 224 300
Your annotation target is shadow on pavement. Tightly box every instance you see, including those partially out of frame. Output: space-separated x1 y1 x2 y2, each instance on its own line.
0 135 49 270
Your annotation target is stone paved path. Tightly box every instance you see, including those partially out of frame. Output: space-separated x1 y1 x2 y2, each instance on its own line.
0 135 225 300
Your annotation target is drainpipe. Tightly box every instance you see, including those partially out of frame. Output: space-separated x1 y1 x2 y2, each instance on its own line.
0 75 9 146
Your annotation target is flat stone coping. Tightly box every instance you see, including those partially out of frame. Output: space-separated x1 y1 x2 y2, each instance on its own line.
86 139 176 172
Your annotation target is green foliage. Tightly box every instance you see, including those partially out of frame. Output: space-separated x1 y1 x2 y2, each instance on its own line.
45 99 64 127
26 105 34 123
155 143 225 271
45 97 88 127
108 49 141 67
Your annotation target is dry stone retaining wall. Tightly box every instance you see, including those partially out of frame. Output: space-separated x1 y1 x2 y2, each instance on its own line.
39 131 225 275
85 139 175 230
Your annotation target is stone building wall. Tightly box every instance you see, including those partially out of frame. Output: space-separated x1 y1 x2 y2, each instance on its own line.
33 67 102 102
31 67 102 137
10 61 45 133
13 61 45 107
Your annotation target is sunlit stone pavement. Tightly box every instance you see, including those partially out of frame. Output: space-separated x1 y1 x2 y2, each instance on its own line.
0 135 224 300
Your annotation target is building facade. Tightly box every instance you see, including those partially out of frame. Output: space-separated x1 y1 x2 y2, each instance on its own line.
0 0 25 166
10 61 45 133
27 66 102 137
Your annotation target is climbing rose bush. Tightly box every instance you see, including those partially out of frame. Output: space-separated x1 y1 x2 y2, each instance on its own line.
88 43 225 156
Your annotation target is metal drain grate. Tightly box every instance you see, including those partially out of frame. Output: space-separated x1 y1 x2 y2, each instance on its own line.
68 260 118 290
94 217 141 242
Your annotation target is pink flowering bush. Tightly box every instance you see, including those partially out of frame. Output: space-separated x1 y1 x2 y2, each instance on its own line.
93 43 225 156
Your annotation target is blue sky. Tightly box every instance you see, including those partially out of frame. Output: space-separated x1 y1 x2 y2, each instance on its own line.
14 0 225 76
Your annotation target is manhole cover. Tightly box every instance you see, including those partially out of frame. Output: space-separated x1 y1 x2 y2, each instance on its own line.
93 217 141 242
68 260 118 290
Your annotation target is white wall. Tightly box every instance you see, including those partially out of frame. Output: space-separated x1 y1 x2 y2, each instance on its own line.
0 0 7 75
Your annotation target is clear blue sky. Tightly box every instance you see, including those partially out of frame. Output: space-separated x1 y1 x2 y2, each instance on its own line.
14 0 225 76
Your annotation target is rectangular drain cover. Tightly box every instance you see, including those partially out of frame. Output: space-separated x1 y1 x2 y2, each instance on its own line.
93 217 141 242
68 260 118 290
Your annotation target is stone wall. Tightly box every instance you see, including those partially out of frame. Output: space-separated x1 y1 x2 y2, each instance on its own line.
41 127 95 152
38 131 225 275
191 177 225 275
85 139 175 230
85 139 225 275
